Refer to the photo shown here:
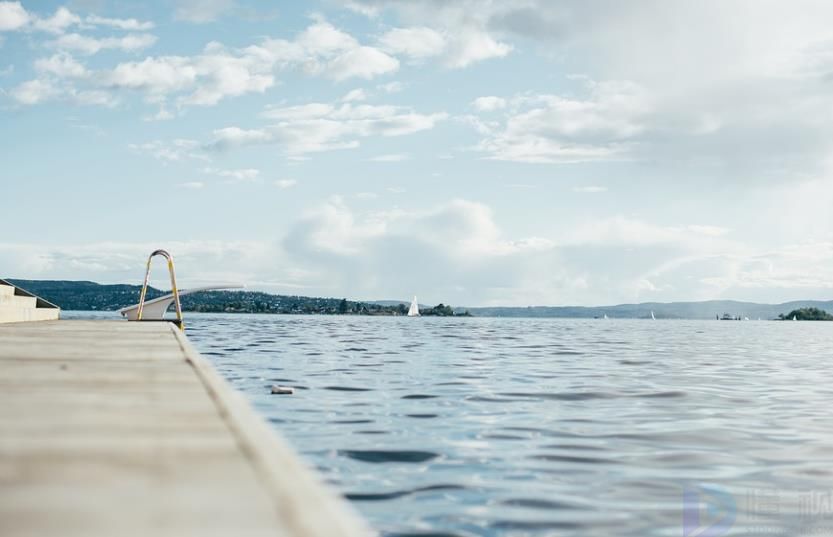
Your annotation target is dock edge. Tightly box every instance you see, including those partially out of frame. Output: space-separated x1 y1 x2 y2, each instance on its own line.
169 324 373 537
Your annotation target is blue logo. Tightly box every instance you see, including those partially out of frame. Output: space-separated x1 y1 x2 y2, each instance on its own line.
683 484 736 537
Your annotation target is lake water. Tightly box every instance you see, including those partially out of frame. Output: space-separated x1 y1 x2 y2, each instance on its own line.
65 312 833 536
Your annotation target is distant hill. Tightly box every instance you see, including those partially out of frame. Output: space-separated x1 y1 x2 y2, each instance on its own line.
4 280 466 316
6 279 831 319
5 280 164 311
464 300 833 320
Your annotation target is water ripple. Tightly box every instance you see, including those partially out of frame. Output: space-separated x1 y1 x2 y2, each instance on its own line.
182 314 833 537
346 484 464 501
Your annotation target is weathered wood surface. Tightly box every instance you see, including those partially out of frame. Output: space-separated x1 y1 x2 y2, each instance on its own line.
0 320 370 537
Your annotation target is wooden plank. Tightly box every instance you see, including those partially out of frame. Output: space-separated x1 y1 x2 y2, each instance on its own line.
0 320 370 537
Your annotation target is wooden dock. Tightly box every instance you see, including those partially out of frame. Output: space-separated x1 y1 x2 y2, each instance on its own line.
0 320 370 537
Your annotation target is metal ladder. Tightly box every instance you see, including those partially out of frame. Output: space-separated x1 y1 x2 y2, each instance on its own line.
136 249 184 329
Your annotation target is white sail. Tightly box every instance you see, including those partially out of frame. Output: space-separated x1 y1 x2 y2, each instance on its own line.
407 296 420 317
603 314 608 320
651 310 656 320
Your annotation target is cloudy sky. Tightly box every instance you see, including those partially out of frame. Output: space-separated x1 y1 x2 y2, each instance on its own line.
2 0 833 306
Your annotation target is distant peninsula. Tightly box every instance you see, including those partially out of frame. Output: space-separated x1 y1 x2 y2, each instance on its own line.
778 307 833 321
7 279 833 320
6 280 470 317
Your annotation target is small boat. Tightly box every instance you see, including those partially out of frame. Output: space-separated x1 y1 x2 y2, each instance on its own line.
407 296 420 317
603 314 608 320
651 310 656 320
793 315 797 321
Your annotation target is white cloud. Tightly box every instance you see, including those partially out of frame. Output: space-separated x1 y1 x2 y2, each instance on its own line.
494 2 833 86
71 88 117 107
179 44 274 106
324 44 399 81
0 203 690 306
0 1 28 31
0 4 154 35
444 27 510 68
34 53 88 78
283 21 399 81
378 27 445 59
346 0 833 77
4 196 831 306
471 96 506 111
88 22 394 110
104 44 275 107
104 56 196 100
9 73 118 106
341 88 367 102
471 69 833 177
9 78 58 104
33 7 80 34
213 101 446 154
179 181 205 189
143 107 175 121
351 0 833 180
262 102 335 120
6 20 399 112
282 198 559 303
286 196 384 256
344 1 511 67
54 32 157 55
344 1 379 18
297 21 358 54
208 127 273 150
377 81 403 93
473 79 651 163
85 15 154 31
275 179 298 189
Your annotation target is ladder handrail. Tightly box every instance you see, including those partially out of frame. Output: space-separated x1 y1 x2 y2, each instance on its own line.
136 249 184 330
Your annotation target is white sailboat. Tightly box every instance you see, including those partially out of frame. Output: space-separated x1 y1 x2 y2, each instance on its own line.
603 314 608 320
793 315 797 321
407 296 420 317
651 310 656 320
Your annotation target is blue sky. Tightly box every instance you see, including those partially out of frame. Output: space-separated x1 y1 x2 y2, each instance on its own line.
2 0 833 306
